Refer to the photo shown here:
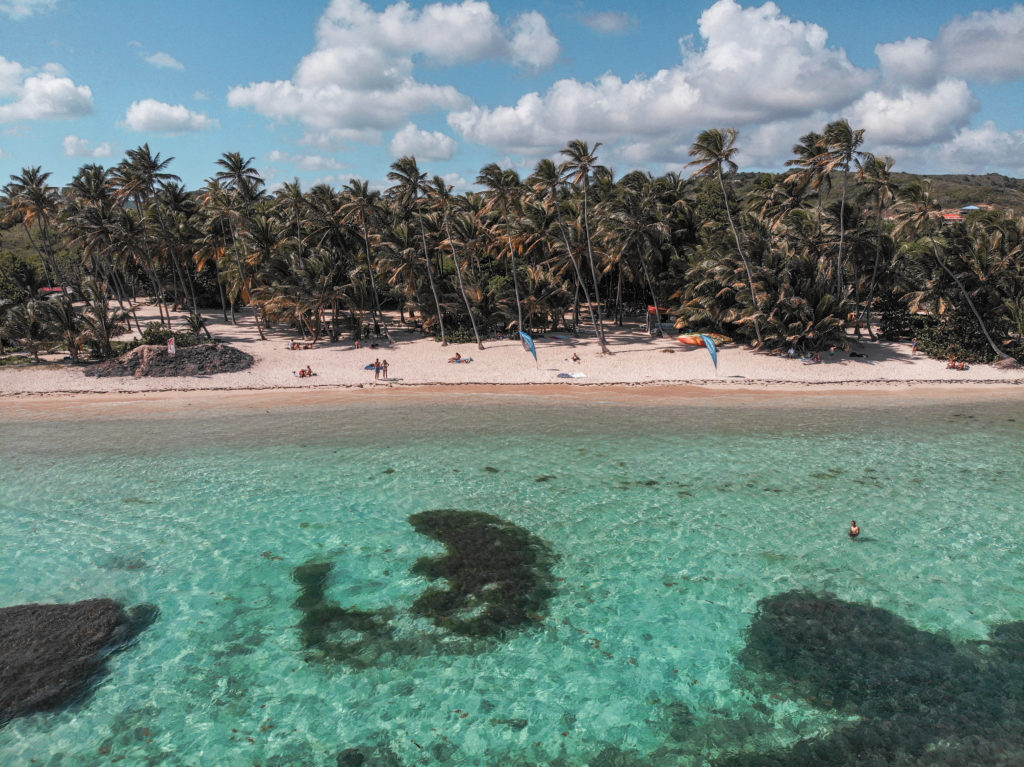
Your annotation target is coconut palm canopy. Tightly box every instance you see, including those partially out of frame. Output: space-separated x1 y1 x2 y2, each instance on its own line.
1 130 1022 365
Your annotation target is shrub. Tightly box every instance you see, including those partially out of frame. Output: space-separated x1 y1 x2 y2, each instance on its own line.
139 322 201 349
878 293 928 340
917 307 998 364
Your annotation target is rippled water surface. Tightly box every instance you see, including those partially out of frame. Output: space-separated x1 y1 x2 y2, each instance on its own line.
1 394 1022 765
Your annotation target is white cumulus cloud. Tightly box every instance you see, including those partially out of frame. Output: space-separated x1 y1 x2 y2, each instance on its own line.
144 52 185 71
877 6 1024 86
390 123 457 160
582 11 634 34
850 79 977 145
63 135 114 158
0 57 93 123
122 99 218 133
450 0 871 162
936 122 1024 174
0 0 57 19
228 0 559 147
265 149 344 172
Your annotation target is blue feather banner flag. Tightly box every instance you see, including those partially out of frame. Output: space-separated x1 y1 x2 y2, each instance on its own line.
700 334 718 369
520 331 538 362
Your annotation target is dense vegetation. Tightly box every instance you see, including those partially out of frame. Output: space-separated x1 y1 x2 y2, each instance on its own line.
1 120 1022 364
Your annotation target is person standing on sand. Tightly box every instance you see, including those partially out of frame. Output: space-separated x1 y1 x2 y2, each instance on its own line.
374 358 381 380
382 359 389 379
912 337 918 355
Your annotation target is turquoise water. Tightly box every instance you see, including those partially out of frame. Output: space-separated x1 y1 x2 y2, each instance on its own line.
1 394 1022 765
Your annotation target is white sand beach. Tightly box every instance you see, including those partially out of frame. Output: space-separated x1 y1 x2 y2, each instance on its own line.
1 303 1021 398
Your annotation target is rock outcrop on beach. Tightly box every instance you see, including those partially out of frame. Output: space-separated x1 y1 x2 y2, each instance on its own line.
83 343 253 378
0 598 157 725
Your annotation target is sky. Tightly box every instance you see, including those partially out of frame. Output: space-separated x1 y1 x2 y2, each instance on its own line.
1 0 1023 193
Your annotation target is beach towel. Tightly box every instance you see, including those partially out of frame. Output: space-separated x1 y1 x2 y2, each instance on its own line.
364 364 376 370
557 372 587 379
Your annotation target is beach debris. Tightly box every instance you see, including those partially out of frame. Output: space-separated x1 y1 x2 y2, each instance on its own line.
0 599 157 726
83 343 253 378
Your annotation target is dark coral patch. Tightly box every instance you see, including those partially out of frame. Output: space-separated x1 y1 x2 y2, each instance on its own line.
0 599 157 726
292 562 394 666
716 591 1024 766
408 509 556 637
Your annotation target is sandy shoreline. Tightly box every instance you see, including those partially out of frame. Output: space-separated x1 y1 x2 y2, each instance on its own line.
3 383 1023 423
2 303 1020 412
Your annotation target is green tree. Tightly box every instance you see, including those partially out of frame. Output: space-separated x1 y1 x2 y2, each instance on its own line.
688 128 764 345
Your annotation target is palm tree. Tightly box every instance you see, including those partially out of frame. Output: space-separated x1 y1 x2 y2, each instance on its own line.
819 119 866 295
476 163 526 342
784 131 829 232
110 145 181 324
46 295 83 361
3 167 67 294
602 173 671 335
560 140 611 352
857 154 898 338
896 182 1011 360
213 152 267 339
427 175 483 349
527 158 607 351
339 179 391 343
388 156 447 344
687 128 763 345
79 279 130 358
1 298 54 361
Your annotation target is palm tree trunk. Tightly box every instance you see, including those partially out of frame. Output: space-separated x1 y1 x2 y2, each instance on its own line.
928 235 1011 360
580 182 610 352
443 217 483 349
637 249 663 335
554 210 606 352
415 216 446 345
837 166 849 296
859 200 884 341
360 224 391 345
717 170 764 345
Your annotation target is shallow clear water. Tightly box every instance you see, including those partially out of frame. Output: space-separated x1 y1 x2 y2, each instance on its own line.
1 395 1022 765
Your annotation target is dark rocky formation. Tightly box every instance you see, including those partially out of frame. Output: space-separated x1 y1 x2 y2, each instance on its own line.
0 598 157 725
83 343 253 378
293 509 557 666
409 509 557 637
716 591 1024 766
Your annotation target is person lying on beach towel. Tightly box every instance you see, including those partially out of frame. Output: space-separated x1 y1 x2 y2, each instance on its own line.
448 352 463 363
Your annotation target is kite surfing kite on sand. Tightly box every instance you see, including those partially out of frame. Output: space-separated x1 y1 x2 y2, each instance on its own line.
520 331 538 362
677 333 731 370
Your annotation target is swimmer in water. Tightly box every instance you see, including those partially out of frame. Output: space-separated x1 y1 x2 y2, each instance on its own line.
849 520 860 538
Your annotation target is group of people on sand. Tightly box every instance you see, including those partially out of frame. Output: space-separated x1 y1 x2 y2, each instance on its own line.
947 358 970 371
295 366 314 378
373 358 389 380
290 341 314 350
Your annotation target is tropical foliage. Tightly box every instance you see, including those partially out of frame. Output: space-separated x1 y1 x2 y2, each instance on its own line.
1 126 1021 363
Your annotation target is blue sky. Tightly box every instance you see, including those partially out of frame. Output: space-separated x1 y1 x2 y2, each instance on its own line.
2 0 1023 192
